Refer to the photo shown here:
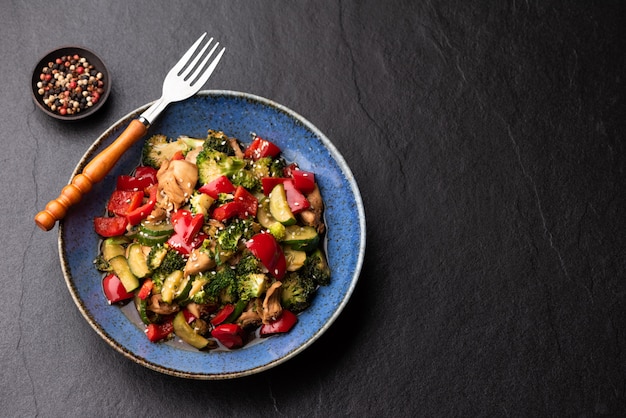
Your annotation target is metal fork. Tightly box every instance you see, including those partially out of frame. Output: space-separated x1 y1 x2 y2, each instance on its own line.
35 33 225 231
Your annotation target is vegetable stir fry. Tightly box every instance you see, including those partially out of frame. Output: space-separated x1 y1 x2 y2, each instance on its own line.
93 130 330 350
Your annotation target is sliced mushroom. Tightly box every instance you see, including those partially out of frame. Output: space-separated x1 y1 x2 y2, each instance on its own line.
300 184 325 234
237 300 262 328
147 294 180 315
184 248 215 276
149 159 198 220
260 281 283 324
228 137 244 159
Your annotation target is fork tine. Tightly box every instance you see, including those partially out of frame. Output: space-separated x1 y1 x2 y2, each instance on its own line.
181 40 217 81
180 38 215 80
190 46 226 87
169 32 209 75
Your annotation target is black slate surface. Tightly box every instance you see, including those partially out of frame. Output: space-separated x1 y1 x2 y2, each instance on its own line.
2 1 625 416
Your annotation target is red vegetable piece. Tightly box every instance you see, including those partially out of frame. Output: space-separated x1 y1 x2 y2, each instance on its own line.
146 320 174 342
168 232 207 255
125 185 158 226
261 177 287 196
134 166 158 184
137 279 154 300
233 186 258 217
170 210 203 245
245 232 286 280
210 304 235 326
183 309 196 324
283 163 298 178
102 273 135 304
171 150 185 160
283 179 310 214
290 169 316 194
211 201 244 222
211 323 245 349
116 166 158 191
94 216 128 237
107 190 144 216
198 175 235 199
260 309 298 336
243 137 281 161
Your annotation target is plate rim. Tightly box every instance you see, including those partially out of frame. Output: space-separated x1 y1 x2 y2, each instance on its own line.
58 89 366 379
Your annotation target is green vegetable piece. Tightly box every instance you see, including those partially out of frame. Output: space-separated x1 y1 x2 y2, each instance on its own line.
141 134 204 168
282 225 319 252
108 255 139 292
284 247 307 271
238 273 269 301
196 148 245 185
101 238 127 261
147 245 168 270
269 183 296 226
172 311 210 350
126 243 151 278
161 270 185 304
280 272 316 313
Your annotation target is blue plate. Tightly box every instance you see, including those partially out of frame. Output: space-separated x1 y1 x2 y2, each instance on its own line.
59 90 366 379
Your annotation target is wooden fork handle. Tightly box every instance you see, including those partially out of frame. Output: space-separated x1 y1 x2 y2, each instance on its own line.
34 119 148 231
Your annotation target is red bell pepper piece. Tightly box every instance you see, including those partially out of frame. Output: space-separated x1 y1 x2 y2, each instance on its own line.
183 309 196 324
125 185 158 225
134 166 158 183
94 216 128 237
290 169 316 194
233 186 258 217
261 179 310 212
171 210 204 245
211 323 245 349
116 166 158 192
107 190 144 216
210 304 235 326
260 309 298 336
211 201 244 222
283 179 310 214
243 136 281 161
137 279 154 300
211 187 258 221
145 320 174 342
167 232 207 255
245 232 286 280
171 150 185 160
261 177 287 196
102 273 135 304
198 175 235 199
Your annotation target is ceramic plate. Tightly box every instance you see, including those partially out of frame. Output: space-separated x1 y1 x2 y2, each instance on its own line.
59 90 365 379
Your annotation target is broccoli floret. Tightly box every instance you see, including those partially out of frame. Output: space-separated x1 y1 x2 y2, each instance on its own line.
300 249 331 286
280 272 316 313
208 267 237 302
141 134 204 168
268 222 286 241
215 219 255 263
230 168 260 191
195 148 246 185
235 253 261 277
204 130 238 155
251 156 286 179
238 273 269 301
189 191 215 219
93 255 112 272
147 244 168 270
153 248 186 276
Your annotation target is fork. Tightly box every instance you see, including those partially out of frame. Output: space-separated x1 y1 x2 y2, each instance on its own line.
35 33 225 231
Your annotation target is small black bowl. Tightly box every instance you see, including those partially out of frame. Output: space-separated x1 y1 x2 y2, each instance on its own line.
31 46 111 121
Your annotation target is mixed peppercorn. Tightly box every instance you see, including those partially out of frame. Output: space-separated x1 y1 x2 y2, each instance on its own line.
35 54 105 116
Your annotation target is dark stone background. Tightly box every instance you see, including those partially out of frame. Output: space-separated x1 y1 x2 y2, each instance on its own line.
2 1 624 416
